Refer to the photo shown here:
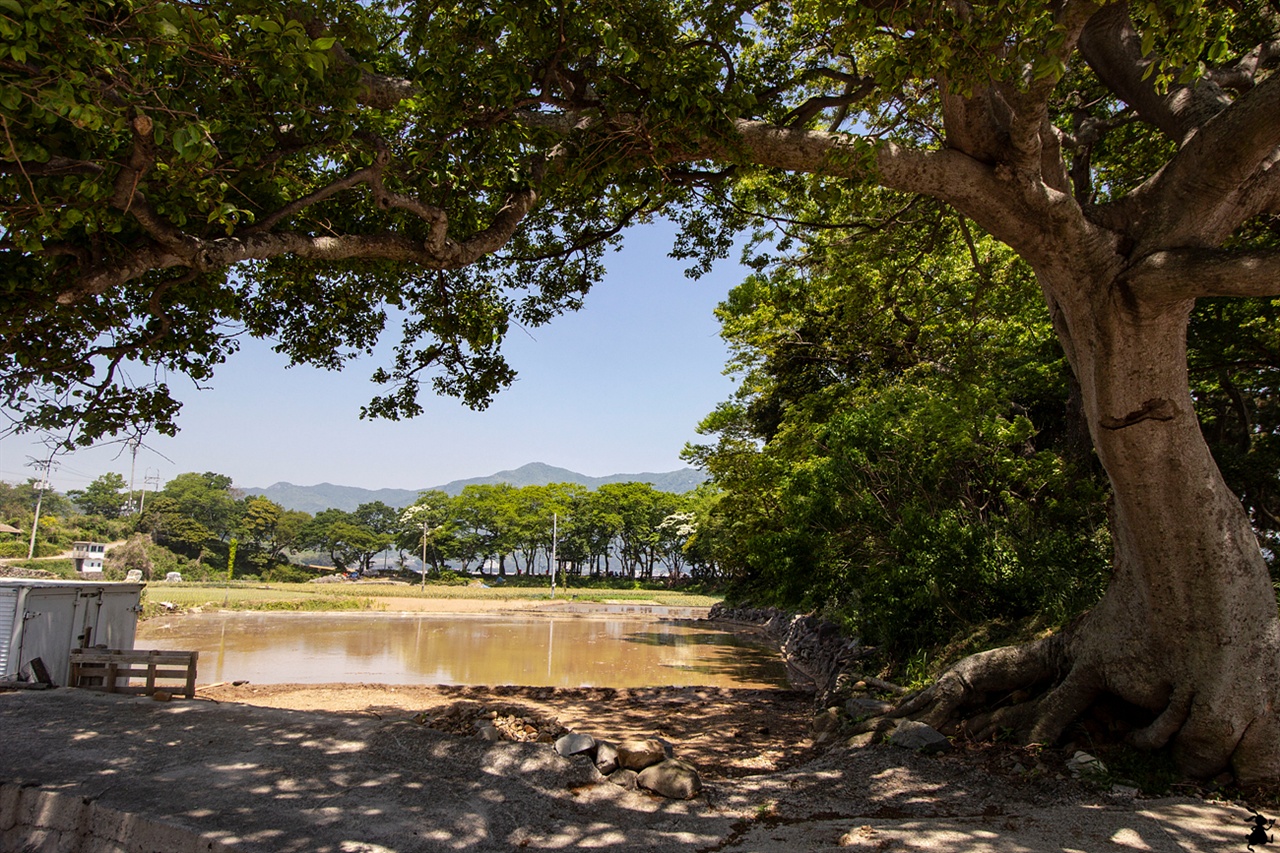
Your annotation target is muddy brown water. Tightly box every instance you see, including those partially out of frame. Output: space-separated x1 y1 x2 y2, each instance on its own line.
136 609 789 688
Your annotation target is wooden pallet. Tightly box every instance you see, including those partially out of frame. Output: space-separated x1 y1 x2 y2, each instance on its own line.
69 649 199 699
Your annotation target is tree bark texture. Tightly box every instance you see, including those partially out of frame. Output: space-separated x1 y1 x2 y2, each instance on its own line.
845 5 1280 778
896 243 1280 782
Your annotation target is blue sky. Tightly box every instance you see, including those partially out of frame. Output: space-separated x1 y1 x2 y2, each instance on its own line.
0 222 745 494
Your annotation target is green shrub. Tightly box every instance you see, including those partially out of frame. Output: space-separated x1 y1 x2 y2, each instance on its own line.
3 558 77 578
105 534 153 580
262 563 314 583
0 539 60 559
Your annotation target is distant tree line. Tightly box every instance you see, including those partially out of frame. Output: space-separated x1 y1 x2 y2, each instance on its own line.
399 481 721 581
2 469 718 582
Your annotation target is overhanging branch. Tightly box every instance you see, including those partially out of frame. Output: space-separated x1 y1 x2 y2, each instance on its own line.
1130 69 1280 249
1125 247 1280 302
56 183 540 306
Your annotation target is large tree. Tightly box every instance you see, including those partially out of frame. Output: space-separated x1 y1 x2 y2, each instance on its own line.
67 472 129 518
3 1 1280 780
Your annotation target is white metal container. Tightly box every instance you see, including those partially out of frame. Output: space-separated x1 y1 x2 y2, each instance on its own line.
0 580 144 686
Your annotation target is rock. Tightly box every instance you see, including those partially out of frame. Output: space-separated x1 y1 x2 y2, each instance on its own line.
616 738 667 771
151 691 172 702
164 571 182 582
813 707 843 745
607 768 639 790
1065 751 1107 779
813 707 842 735
839 825 880 848
706 606 879 707
554 732 596 757
845 696 894 717
594 741 620 775
637 758 702 800
845 731 876 748
888 720 950 754
475 724 501 743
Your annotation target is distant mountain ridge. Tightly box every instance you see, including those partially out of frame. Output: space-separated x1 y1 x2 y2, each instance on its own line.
243 462 707 513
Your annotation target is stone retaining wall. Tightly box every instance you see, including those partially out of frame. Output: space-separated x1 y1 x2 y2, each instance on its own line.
0 782 233 853
709 604 891 707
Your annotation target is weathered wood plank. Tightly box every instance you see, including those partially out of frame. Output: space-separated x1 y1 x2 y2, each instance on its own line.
70 648 198 698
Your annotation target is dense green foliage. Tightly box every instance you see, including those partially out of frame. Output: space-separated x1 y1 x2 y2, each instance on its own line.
687 219 1280 670
686 196 1115 656
65 471 128 518
0 474 130 557
1188 298 1280 552
0 0 744 444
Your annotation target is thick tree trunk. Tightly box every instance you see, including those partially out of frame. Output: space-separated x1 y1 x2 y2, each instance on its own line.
901 260 1280 782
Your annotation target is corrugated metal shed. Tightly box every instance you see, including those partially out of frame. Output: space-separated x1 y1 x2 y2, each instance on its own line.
0 580 144 686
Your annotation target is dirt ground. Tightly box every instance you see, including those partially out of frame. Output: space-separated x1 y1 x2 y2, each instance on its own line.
0 686 1253 853
0 598 1263 851
197 682 816 780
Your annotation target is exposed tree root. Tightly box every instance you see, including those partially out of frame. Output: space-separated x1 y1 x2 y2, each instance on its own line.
887 617 1280 784
892 632 1072 739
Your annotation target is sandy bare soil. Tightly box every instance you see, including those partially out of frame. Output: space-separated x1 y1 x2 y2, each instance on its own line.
0 687 1252 853
2 599 1261 851
197 682 815 780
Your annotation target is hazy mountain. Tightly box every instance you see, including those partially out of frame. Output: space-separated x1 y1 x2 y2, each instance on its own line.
240 482 422 515
243 462 707 513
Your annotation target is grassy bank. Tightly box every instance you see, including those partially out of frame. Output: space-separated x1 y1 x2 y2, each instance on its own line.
141 580 722 618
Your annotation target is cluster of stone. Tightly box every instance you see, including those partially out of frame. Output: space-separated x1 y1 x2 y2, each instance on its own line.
414 702 567 744
709 604 951 754
415 701 703 799
554 733 702 800
0 566 56 579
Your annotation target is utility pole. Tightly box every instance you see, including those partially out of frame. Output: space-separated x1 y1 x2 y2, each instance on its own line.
126 436 140 513
25 457 55 560
140 469 161 515
421 520 429 589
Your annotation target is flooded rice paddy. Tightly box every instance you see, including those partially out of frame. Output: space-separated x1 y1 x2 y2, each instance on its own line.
136 609 789 689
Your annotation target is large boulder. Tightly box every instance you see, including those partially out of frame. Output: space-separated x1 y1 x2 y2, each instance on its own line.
846 696 895 717
813 707 843 745
554 732 596 757
888 720 950 754
594 740 620 775
637 759 702 800
606 768 639 790
616 739 667 771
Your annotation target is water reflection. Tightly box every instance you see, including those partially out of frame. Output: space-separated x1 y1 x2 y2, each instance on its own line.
136 612 789 689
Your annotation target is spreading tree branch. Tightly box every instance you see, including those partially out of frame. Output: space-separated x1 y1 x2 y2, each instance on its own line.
1129 69 1280 250
1125 246 1280 301
1078 3 1230 144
